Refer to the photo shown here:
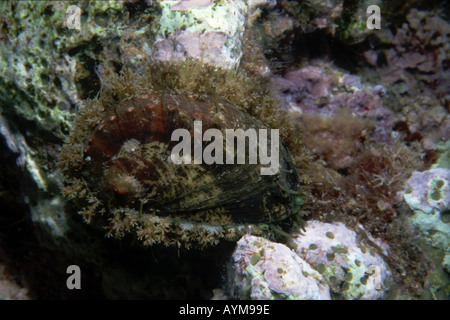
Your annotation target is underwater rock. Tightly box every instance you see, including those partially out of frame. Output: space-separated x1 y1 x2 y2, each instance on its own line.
401 167 450 297
444 253 450 274
363 9 450 148
228 234 331 300
432 141 450 169
0 115 47 191
272 64 387 117
0 0 157 133
364 9 450 100
271 63 395 143
153 0 272 69
288 221 391 300
279 0 344 34
0 262 30 300
279 0 382 43
403 168 450 251
403 168 450 215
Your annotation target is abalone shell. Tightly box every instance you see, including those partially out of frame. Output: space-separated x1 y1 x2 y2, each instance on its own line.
59 91 301 247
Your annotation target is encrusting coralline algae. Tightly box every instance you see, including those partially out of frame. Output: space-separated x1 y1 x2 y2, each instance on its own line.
228 221 391 300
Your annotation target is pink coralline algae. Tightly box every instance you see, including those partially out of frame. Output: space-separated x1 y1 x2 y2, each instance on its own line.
271 64 395 143
289 221 391 300
364 9 450 100
272 65 388 116
229 234 332 300
153 30 229 67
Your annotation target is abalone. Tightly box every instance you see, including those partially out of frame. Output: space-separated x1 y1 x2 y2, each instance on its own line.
58 62 305 248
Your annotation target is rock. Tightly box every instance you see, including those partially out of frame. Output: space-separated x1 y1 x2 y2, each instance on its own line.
153 0 268 69
228 234 331 300
288 221 391 300
403 168 450 252
403 168 450 215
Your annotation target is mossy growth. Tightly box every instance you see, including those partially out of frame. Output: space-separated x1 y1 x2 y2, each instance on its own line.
58 59 310 249
295 108 434 296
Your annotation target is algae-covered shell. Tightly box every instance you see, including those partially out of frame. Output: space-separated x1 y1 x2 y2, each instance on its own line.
58 64 303 248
